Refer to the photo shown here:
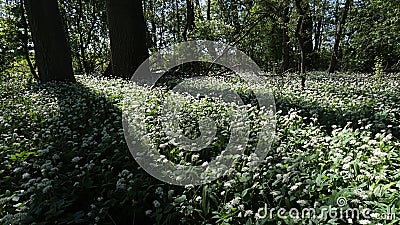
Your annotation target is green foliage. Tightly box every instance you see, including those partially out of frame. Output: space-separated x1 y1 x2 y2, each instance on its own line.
1 0 399 75
344 0 400 72
59 0 110 74
0 1 33 75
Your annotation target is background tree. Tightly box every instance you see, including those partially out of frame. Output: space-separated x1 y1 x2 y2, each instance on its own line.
294 0 314 75
105 0 149 79
0 0 36 77
328 0 352 73
24 0 75 82
343 0 400 72
183 0 195 41
59 0 110 75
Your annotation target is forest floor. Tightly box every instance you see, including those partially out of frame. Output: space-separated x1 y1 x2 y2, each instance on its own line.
1 72 399 224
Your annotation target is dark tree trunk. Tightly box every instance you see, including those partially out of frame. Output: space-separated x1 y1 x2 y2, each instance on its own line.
328 0 352 73
183 0 195 41
282 2 290 72
295 0 314 72
148 0 158 49
231 1 240 33
207 0 211 20
76 0 90 75
296 20 305 75
175 0 181 41
295 0 313 89
103 61 113 77
105 0 149 79
159 1 165 46
314 19 322 52
312 14 323 68
24 0 75 83
19 0 38 81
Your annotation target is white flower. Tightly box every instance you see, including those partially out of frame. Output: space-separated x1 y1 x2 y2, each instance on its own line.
185 184 194 189
343 156 352 163
230 196 241 206
191 154 199 162
296 200 307 207
223 180 233 188
282 173 290 183
71 156 82 163
225 202 233 210
290 184 299 191
343 163 351 170
22 173 30 179
271 191 280 196
244 210 253 217
119 169 130 177
359 219 371 224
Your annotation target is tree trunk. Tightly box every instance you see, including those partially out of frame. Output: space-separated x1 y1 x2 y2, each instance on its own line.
296 20 305 75
295 0 314 71
314 19 322 52
175 0 181 41
295 0 313 89
282 2 290 72
183 0 195 41
76 0 90 75
19 0 38 81
103 61 113 77
312 13 323 68
105 0 149 79
149 0 158 49
24 0 75 83
207 0 211 20
231 1 240 33
328 0 352 73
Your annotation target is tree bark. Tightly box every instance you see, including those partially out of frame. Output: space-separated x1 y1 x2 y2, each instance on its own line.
76 0 90 75
183 0 195 41
296 0 313 70
105 0 149 79
295 0 313 89
175 0 181 41
19 0 38 81
103 61 113 77
314 19 322 52
148 0 158 49
282 1 290 72
24 0 75 82
207 0 211 20
328 0 352 73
